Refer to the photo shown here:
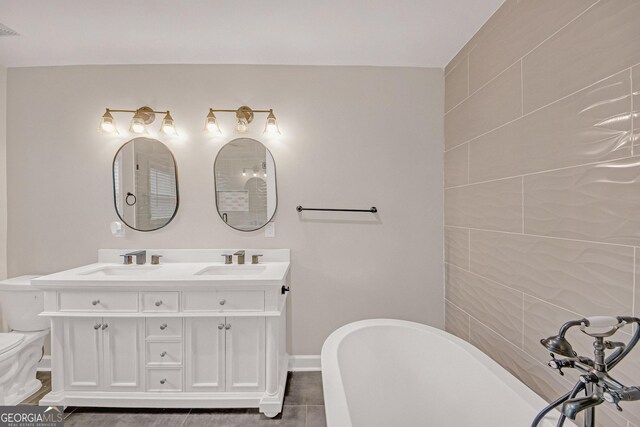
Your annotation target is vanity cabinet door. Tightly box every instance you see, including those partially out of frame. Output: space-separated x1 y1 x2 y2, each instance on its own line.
185 318 225 392
225 316 265 392
102 318 144 391
63 317 103 390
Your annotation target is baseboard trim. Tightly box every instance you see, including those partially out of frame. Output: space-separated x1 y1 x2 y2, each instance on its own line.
288 355 321 372
38 355 51 372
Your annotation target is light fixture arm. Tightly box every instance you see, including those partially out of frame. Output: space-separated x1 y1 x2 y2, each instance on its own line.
208 108 273 114
106 108 170 115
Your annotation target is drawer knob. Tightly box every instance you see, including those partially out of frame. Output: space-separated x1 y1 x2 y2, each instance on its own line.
91 299 100 306
225 324 231 330
219 299 226 306
102 323 109 330
93 323 101 330
160 351 167 357
160 378 166 384
218 323 224 330
159 323 168 330
155 300 163 307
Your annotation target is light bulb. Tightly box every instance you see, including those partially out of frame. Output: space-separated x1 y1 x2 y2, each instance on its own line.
205 110 222 135
263 173 267 177
102 122 115 133
160 112 178 136
242 171 247 177
130 114 147 134
253 172 257 177
263 110 281 136
99 110 118 134
235 117 249 133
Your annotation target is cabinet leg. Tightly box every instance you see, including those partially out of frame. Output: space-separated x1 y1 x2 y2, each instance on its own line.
259 354 288 418
265 317 279 397
262 408 281 418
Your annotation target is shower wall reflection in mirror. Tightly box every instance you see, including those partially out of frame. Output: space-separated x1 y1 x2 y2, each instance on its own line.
214 138 277 231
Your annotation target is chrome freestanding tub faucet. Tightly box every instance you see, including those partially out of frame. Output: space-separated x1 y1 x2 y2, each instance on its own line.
532 316 640 427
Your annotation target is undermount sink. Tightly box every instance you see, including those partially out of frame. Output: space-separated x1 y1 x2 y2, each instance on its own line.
195 265 267 276
81 265 162 276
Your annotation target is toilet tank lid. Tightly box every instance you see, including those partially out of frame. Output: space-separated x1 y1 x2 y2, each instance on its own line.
0 333 25 355
0 275 41 291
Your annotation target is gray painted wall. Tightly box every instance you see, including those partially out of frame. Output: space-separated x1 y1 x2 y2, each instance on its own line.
6 64 443 355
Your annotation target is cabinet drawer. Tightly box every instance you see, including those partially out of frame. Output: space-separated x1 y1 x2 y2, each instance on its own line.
141 292 179 312
58 291 138 312
146 318 182 339
146 368 182 392
182 291 264 312
147 341 182 366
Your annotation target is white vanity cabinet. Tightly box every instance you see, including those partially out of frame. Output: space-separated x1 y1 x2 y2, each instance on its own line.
185 316 265 393
36 249 291 418
63 317 144 392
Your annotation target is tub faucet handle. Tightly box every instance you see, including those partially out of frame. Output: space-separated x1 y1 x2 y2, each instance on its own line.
548 353 572 376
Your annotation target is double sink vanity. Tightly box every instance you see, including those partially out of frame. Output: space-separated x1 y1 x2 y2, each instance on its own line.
34 249 290 417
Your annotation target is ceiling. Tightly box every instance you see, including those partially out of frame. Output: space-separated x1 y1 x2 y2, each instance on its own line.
0 0 504 68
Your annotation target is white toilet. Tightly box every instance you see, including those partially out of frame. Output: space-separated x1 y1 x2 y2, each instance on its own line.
0 276 49 405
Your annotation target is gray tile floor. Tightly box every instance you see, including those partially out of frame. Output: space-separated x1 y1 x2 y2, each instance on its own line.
21 371 327 427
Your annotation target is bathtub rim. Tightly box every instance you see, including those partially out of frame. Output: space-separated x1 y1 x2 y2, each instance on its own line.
320 318 572 427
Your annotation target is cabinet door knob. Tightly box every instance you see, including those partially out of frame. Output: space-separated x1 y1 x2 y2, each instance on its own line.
160 379 166 384
93 323 101 330
225 324 231 330
159 323 168 330
102 323 109 330
91 299 100 306
219 299 226 306
218 323 224 330
160 351 167 357
155 300 163 307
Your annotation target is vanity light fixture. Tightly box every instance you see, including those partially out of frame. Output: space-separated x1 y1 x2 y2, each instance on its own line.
263 110 281 136
99 106 178 136
99 110 118 134
130 109 148 134
205 109 223 135
204 106 281 137
160 111 178 136
236 116 249 133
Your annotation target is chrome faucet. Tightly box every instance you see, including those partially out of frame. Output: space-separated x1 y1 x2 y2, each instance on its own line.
234 250 245 265
122 250 146 265
532 316 640 427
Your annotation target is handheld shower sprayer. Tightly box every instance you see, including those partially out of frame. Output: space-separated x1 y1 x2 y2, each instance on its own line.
540 318 584 358
532 316 640 427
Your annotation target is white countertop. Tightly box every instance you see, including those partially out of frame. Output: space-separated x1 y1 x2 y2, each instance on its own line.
32 261 290 288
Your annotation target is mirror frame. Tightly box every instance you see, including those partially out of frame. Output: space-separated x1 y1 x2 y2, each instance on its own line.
213 137 278 232
112 137 180 232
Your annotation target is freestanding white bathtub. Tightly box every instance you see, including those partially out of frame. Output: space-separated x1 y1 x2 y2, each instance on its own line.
321 319 575 427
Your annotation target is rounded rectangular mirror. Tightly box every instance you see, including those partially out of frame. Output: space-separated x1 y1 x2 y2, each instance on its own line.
214 138 277 231
113 137 179 231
